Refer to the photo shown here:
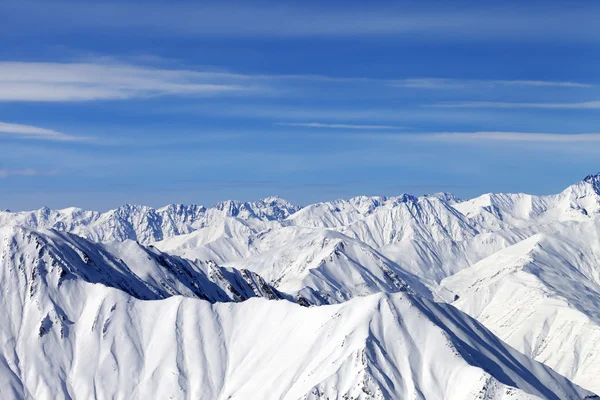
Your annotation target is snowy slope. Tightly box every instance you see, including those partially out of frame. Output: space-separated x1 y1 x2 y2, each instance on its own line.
339 195 478 248
152 216 271 263
287 195 401 228
3 173 600 397
156 194 480 284
0 264 593 400
374 174 600 283
440 221 600 393
225 226 432 305
454 174 600 230
0 225 283 304
157 225 432 305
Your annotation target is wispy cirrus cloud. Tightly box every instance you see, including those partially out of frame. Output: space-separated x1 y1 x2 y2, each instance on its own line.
0 62 252 102
276 122 406 130
0 59 591 103
0 168 60 178
0 121 84 141
430 101 600 109
425 131 600 142
394 78 592 90
384 131 600 143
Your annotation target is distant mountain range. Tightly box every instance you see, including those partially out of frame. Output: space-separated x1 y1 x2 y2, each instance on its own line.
2 174 600 398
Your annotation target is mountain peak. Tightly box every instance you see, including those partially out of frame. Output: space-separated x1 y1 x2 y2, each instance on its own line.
583 173 600 194
260 195 291 204
257 196 300 208
424 192 463 205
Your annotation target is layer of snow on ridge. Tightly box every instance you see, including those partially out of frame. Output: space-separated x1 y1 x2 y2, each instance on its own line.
0 225 283 304
156 193 481 285
3 173 600 397
226 226 433 305
440 220 600 393
424 192 464 205
151 216 271 263
454 174 600 229
0 259 593 400
287 195 415 228
0 196 301 244
339 195 478 248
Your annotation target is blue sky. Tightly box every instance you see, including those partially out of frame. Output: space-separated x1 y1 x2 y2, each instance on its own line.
1 0 600 211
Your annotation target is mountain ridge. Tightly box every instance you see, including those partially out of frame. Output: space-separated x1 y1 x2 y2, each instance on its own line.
3 174 600 396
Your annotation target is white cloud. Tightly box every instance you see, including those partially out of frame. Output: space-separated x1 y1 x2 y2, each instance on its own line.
0 62 251 102
0 168 59 178
276 122 405 130
0 60 590 103
499 80 591 88
0 121 82 141
416 131 600 142
394 78 591 90
431 101 600 109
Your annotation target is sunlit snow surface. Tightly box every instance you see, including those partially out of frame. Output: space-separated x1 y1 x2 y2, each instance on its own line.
2 176 600 398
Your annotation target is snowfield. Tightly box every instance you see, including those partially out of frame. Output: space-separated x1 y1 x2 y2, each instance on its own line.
2 174 600 398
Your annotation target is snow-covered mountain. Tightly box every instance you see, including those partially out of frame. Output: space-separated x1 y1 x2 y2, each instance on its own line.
0 225 283 304
3 174 600 397
223 226 433 305
440 220 600 393
0 196 299 244
454 174 600 229
0 264 593 399
155 194 480 284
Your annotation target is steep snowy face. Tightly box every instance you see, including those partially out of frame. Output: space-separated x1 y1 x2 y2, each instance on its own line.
583 173 600 195
0 226 283 304
340 195 478 248
440 221 600 393
0 270 593 400
225 226 432 305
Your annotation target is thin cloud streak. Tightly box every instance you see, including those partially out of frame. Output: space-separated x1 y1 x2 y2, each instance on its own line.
0 62 252 102
0 168 60 178
0 60 591 103
394 78 592 89
276 122 406 130
0 121 84 141
431 101 600 109
402 131 600 143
